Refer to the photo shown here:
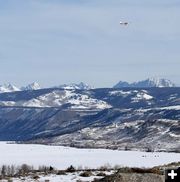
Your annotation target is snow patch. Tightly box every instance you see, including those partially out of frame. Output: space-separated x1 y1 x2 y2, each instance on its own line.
132 91 153 102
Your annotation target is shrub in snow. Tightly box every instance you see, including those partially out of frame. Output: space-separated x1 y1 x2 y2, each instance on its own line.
56 170 66 175
79 171 93 177
18 164 32 176
96 172 106 177
66 165 76 173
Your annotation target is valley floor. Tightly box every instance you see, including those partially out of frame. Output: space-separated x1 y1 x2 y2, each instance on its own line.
0 142 180 169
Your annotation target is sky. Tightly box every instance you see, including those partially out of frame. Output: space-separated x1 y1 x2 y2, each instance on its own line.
0 0 179 88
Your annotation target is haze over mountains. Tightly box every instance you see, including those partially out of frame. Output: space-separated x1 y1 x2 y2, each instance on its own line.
0 78 177 94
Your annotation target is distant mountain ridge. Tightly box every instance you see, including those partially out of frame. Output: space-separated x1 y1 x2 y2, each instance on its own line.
0 82 41 93
114 78 176 88
56 82 92 90
0 82 91 93
0 78 177 94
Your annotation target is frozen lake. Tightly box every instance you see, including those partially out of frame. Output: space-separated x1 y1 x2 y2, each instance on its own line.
0 142 180 169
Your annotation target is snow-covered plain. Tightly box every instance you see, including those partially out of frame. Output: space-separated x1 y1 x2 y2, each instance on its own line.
0 142 180 169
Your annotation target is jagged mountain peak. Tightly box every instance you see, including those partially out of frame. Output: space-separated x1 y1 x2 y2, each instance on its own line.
114 77 176 88
143 77 176 87
22 82 41 90
0 83 20 93
57 82 92 90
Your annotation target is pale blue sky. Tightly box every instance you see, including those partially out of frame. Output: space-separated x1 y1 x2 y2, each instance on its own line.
0 0 179 87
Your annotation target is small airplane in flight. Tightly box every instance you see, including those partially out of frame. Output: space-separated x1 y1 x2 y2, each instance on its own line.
120 21 128 26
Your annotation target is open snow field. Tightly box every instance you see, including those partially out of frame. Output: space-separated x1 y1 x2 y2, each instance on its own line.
0 142 180 169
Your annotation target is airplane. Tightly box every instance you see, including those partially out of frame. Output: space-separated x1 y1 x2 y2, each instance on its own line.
120 21 128 26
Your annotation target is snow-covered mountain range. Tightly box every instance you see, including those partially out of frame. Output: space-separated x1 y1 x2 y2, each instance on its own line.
0 82 92 93
0 82 41 93
0 78 179 152
114 78 176 88
0 78 176 94
56 82 92 90
0 86 179 152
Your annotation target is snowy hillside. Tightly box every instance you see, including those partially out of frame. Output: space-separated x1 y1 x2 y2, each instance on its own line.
0 89 111 109
0 87 179 152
